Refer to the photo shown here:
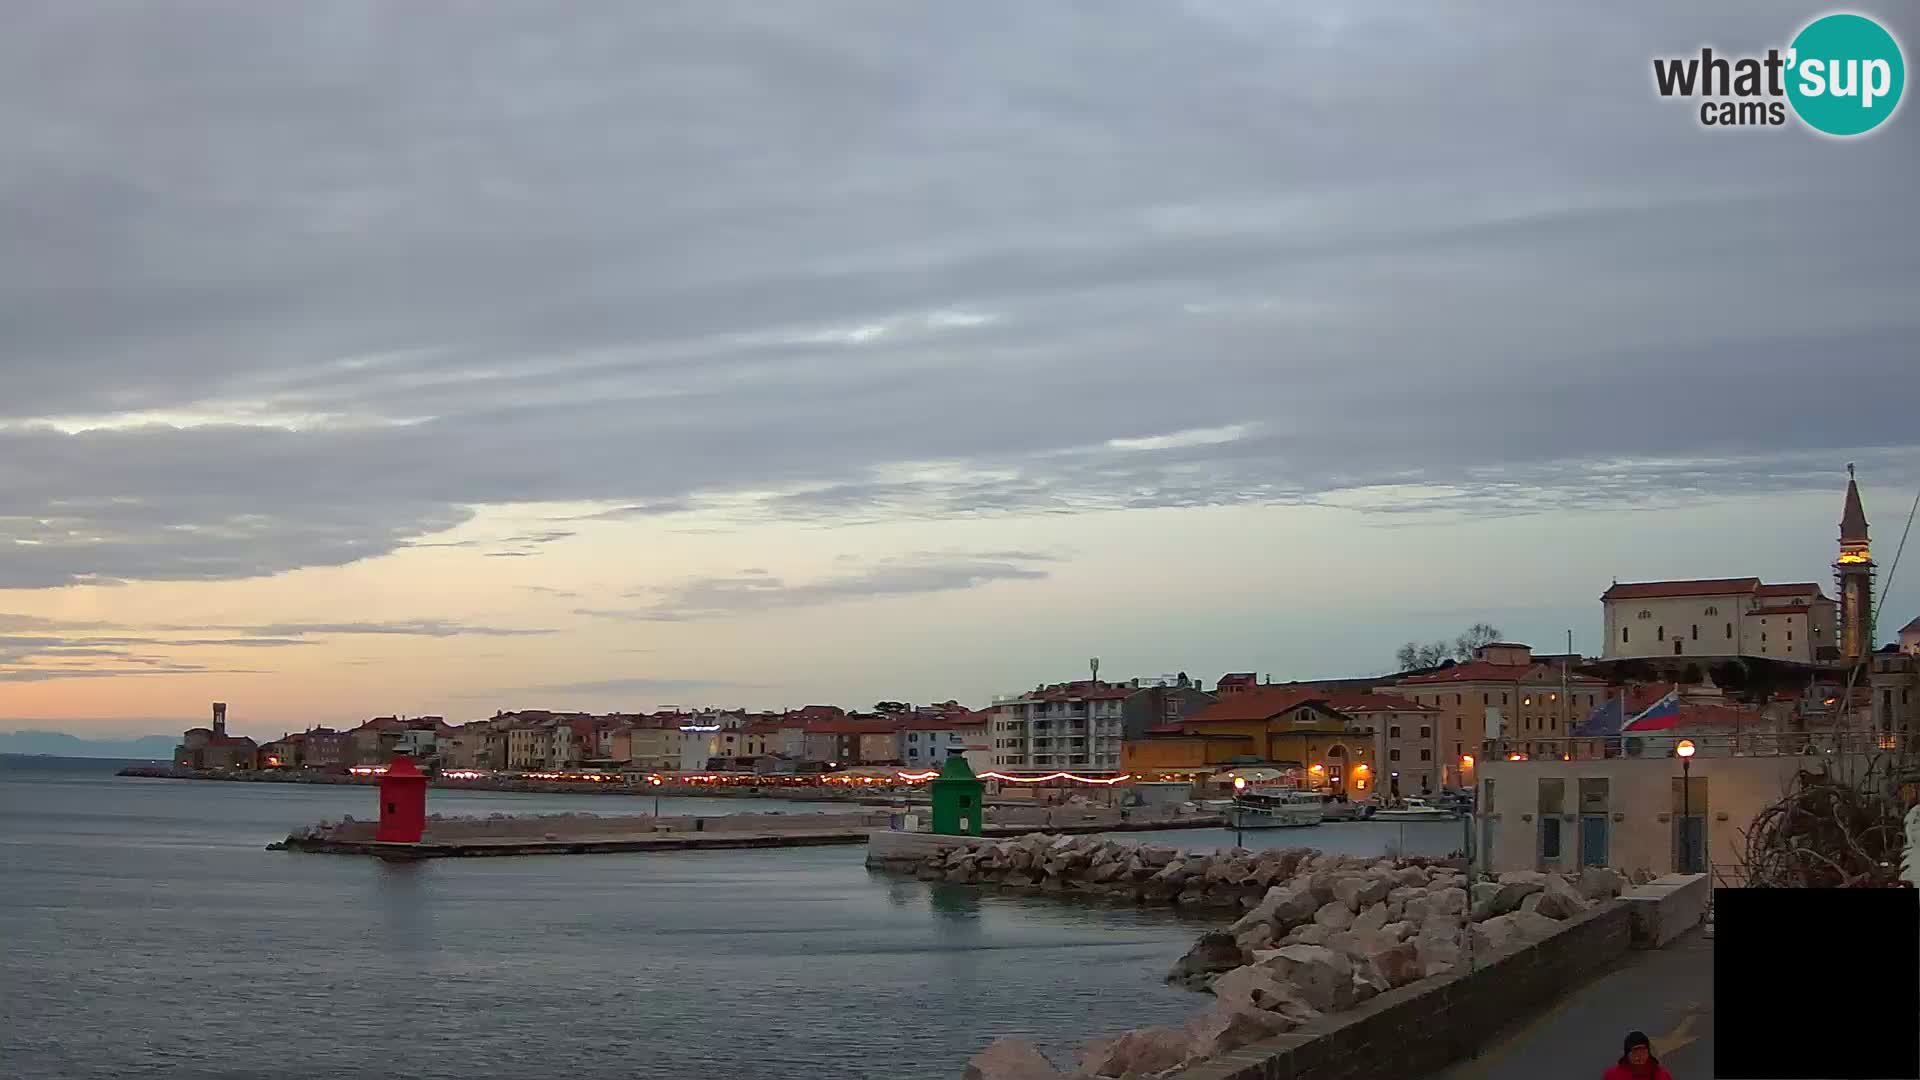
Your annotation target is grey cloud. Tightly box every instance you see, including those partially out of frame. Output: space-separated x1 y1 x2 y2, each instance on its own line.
586 551 1056 621
208 620 552 638
0 2 1914 587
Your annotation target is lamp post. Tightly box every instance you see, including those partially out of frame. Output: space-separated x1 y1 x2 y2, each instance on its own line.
1676 739 1696 873
1232 775 1247 849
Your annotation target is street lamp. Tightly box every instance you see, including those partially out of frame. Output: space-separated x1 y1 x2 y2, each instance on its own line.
1231 776 1247 848
1676 739 1696 873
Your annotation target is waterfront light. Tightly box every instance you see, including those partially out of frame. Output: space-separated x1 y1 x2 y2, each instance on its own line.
1676 740 1696 759
1232 777 1247 792
1460 755 1474 767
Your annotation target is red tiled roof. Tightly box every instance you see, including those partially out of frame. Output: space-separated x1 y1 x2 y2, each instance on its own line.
1756 582 1825 598
1602 578 1760 601
1184 688 1327 723
897 715 988 732
1317 691 1440 714
804 718 899 735
1399 661 1606 686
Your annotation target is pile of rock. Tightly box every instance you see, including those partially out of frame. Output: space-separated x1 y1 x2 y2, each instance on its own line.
911 834 1327 908
961 859 1630 1079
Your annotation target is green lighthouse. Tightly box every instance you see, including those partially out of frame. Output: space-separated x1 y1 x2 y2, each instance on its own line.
929 750 985 836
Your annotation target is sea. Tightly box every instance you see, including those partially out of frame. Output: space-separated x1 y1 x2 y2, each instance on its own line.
0 755 1460 1080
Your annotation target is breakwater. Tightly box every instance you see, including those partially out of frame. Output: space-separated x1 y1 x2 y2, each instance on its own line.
276 809 1226 859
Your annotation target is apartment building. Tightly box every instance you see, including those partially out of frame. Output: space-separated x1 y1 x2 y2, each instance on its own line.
989 681 1130 772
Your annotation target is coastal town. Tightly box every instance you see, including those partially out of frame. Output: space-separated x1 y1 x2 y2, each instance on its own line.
156 472 1920 885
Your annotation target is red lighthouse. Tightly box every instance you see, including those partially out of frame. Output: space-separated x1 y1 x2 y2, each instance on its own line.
374 754 428 843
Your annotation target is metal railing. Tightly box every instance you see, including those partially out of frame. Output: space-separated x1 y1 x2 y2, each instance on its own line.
1481 730 1910 761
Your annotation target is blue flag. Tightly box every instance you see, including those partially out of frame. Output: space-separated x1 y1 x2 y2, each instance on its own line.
1574 695 1624 737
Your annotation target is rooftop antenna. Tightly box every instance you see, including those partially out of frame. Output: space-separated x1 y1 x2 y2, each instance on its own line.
1089 657 1100 685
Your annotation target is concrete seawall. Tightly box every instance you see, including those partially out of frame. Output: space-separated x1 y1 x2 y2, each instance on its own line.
1169 874 1708 1080
279 829 873 860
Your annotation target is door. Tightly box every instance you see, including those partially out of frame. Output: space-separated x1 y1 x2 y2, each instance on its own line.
1671 775 1709 874
1579 777 1611 867
1580 814 1610 867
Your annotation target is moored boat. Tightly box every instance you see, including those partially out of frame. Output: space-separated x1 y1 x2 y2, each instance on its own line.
1228 786 1325 829
1370 797 1457 821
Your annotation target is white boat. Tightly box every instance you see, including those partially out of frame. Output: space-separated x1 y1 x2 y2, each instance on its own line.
1228 787 1325 829
1371 797 1457 822
1320 797 1370 822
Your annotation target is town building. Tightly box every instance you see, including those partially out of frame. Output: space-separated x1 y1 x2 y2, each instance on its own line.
1475 740 1868 882
1383 643 1608 787
989 680 1131 772
611 718 679 771
1119 674 1217 740
1600 579 1837 663
172 703 259 770
348 716 408 766
1871 638 1919 744
897 713 989 770
1120 687 1378 795
300 727 348 769
799 717 898 766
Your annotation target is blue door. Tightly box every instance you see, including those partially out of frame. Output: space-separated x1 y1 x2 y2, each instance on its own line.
1580 814 1609 867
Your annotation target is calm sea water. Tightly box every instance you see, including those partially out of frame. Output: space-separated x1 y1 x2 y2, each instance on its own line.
0 756 1458 1080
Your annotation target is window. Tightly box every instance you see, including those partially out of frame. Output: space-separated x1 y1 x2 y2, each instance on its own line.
907 733 918 743
1523 697 1532 706
1657 626 1665 641
1691 624 1698 640
1420 749 1432 761
1726 622 1733 639
1389 749 1401 761
1483 693 1490 705
1622 627 1630 643
1787 630 1793 641
1705 606 1718 616
1502 694 1509 705
1762 633 1768 643
1638 610 1652 620
1389 725 1401 738
1549 693 1558 702
1419 726 1432 739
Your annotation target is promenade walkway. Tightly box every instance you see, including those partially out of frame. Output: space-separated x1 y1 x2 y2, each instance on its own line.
1429 928 1713 1080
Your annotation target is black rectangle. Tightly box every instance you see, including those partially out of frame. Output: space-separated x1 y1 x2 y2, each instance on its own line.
1715 888 1919 1079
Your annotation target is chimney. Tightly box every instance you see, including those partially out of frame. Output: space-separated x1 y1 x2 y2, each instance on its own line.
212 702 228 738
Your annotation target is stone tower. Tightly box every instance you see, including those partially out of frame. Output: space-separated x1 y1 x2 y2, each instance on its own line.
212 702 228 739
1835 465 1875 660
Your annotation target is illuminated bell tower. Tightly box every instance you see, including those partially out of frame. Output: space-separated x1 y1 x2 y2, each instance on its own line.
1835 464 1874 660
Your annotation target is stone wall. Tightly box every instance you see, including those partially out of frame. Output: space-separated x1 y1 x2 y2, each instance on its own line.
1170 903 1634 1080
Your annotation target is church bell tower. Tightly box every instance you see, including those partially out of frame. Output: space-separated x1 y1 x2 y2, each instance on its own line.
1835 464 1874 660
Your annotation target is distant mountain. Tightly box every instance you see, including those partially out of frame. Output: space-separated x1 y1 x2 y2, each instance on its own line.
0 730 178 759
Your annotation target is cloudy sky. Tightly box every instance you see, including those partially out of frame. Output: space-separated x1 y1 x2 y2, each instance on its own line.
3 2 1915 737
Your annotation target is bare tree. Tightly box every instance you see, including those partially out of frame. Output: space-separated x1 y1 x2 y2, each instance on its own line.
1452 622 1504 660
1396 640 1452 671
1395 623 1504 671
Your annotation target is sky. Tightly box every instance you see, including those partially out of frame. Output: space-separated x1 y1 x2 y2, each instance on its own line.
2 2 1916 738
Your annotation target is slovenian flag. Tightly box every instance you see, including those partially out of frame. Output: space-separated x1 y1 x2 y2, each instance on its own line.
1622 688 1682 732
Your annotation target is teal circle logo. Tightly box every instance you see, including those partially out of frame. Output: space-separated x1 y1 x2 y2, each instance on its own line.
1786 13 1905 136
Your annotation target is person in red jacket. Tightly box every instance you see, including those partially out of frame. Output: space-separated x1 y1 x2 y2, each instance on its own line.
1603 1030 1673 1080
